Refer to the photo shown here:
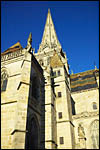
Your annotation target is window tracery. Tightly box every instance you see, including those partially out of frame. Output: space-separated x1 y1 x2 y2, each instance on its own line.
90 120 99 149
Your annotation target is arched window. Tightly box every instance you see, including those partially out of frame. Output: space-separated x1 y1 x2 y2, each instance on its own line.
93 102 97 110
90 120 99 149
25 115 40 149
1 70 8 92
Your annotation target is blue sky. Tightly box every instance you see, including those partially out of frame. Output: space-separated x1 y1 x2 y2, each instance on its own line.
1 1 99 74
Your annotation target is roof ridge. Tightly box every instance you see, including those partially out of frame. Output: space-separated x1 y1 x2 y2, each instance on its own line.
1 41 22 54
70 69 99 76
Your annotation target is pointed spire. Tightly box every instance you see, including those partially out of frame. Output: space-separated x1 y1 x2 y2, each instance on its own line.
48 8 50 13
38 9 61 53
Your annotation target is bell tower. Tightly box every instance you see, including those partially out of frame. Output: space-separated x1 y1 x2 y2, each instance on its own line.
35 9 75 149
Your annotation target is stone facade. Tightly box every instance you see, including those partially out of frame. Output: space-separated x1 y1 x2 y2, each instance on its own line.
35 9 75 149
1 9 99 149
70 70 99 149
1 43 44 149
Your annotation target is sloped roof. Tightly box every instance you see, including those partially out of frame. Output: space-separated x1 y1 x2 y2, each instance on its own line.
1 42 22 56
70 69 99 92
9 42 22 49
50 51 63 68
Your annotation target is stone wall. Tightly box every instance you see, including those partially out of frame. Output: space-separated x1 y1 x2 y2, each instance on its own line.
72 88 99 149
1 48 44 149
1 55 24 149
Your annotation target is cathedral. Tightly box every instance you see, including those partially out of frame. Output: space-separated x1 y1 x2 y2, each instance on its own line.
1 9 99 149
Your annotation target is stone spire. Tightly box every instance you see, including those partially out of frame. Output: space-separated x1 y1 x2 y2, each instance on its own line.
38 9 61 53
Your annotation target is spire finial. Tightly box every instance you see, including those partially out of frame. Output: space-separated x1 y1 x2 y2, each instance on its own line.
94 61 97 70
71 70 74 75
48 8 50 13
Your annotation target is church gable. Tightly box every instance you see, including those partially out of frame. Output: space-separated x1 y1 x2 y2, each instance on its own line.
1 42 22 56
9 42 22 49
50 51 63 68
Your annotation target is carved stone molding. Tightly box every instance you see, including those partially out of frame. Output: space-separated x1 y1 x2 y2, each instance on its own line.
1 49 23 62
72 111 99 119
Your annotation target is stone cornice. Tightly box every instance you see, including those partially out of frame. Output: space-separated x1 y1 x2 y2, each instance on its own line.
72 111 99 119
1 49 24 62
71 87 98 94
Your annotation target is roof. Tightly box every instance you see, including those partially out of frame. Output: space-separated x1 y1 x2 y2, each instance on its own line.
1 42 22 56
70 69 99 93
50 51 64 68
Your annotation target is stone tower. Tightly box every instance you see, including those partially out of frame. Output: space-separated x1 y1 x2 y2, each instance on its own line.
35 9 75 149
1 38 44 149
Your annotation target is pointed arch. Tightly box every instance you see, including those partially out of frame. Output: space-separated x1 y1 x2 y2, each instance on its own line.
25 114 40 149
90 120 99 149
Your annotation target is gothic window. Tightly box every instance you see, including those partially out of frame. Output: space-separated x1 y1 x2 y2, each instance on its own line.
60 137 64 144
53 71 56 76
58 112 62 119
90 120 99 149
93 102 97 110
25 116 39 149
53 70 61 77
58 92 62 97
58 70 61 76
1 70 8 92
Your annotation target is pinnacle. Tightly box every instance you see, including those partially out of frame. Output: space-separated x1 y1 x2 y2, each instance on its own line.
48 8 50 13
